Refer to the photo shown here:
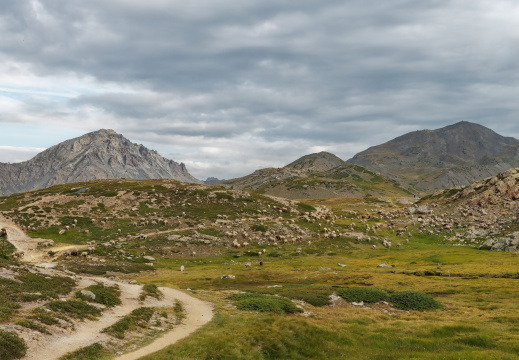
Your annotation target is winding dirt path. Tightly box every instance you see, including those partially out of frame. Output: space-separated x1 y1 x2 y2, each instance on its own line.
0 215 213 360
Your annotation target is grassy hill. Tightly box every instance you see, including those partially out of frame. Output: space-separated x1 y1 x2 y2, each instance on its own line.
1 178 519 359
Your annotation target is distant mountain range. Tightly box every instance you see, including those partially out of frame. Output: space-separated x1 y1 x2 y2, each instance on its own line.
1 121 517 197
0 129 200 196
224 121 519 196
221 152 412 199
347 121 519 192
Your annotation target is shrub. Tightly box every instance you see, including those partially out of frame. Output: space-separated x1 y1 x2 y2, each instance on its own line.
102 307 155 339
390 291 442 311
337 287 389 303
0 329 27 360
59 342 109 360
47 300 102 320
139 284 163 301
16 319 51 334
251 224 268 232
75 284 121 307
29 308 59 325
297 202 316 212
228 293 303 314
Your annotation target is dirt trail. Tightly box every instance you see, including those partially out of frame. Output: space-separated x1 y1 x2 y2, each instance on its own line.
0 214 213 360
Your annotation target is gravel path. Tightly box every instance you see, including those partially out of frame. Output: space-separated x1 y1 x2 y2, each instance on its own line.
0 215 213 360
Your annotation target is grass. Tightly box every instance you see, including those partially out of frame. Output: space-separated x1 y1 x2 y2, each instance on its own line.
337 287 389 303
390 290 443 311
46 300 102 320
16 319 51 334
139 283 163 301
228 293 303 314
102 307 155 339
59 343 111 360
3 180 519 359
75 283 121 307
0 329 27 360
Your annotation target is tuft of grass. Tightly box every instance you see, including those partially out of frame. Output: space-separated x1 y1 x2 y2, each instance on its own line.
75 283 121 307
16 319 51 334
59 342 110 360
139 284 163 301
390 291 442 311
457 334 495 348
337 287 389 303
228 293 303 314
29 308 59 325
297 202 316 212
46 300 102 320
102 307 155 339
0 329 27 360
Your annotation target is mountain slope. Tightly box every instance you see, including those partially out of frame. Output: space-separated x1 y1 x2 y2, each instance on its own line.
0 129 200 195
221 151 411 199
347 121 519 192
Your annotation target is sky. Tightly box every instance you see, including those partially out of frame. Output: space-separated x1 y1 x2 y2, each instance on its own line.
2 0 519 180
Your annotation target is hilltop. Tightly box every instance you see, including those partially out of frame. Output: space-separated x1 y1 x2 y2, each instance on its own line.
0 129 200 196
221 151 412 199
347 121 519 192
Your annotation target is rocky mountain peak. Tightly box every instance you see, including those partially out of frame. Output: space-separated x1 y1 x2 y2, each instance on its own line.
284 151 345 171
347 122 519 193
0 129 200 196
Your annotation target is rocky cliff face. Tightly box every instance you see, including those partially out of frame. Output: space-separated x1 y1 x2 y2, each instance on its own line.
0 129 200 195
347 121 519 193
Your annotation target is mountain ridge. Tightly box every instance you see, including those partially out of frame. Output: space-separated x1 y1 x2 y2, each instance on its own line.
346 121 519 192
0 129 200 196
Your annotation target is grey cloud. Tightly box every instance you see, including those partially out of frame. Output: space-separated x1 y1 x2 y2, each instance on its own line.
2 0 519 179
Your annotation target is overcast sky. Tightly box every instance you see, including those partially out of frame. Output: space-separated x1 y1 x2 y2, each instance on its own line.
2 0 519 180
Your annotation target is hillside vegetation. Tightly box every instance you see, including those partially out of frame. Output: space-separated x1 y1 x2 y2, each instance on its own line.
1 176 519 359
222 152 412 199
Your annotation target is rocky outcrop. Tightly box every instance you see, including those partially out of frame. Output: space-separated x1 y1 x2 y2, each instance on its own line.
479 233 519 252
347 121 519 193
0 129 200 195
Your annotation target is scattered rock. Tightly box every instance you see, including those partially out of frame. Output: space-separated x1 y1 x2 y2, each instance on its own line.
80 290 96 300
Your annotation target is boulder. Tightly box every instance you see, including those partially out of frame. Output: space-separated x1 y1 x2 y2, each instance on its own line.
80 290 96 300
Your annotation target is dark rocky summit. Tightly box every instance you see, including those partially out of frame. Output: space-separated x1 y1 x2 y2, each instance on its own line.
347 121 519 192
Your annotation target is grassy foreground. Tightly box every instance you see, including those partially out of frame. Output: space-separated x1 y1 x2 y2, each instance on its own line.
131 232 519 358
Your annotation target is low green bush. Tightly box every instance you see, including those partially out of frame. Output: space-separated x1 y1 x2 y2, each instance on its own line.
337 287 389 303
390 291 442 311
228 293 302 314
251 224 268 232
16 319 51 334
297 202 316 212
59 342 110 360
75 284 121 307
102 307 155 339
0 329 27 360
47 300 102 320
29 308 59 325
139 284 163 301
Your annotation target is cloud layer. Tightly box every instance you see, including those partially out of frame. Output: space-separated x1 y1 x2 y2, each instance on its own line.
2 0 519 179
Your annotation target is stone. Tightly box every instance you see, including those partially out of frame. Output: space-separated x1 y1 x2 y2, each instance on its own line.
80 290 96 300
143 256 156 261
